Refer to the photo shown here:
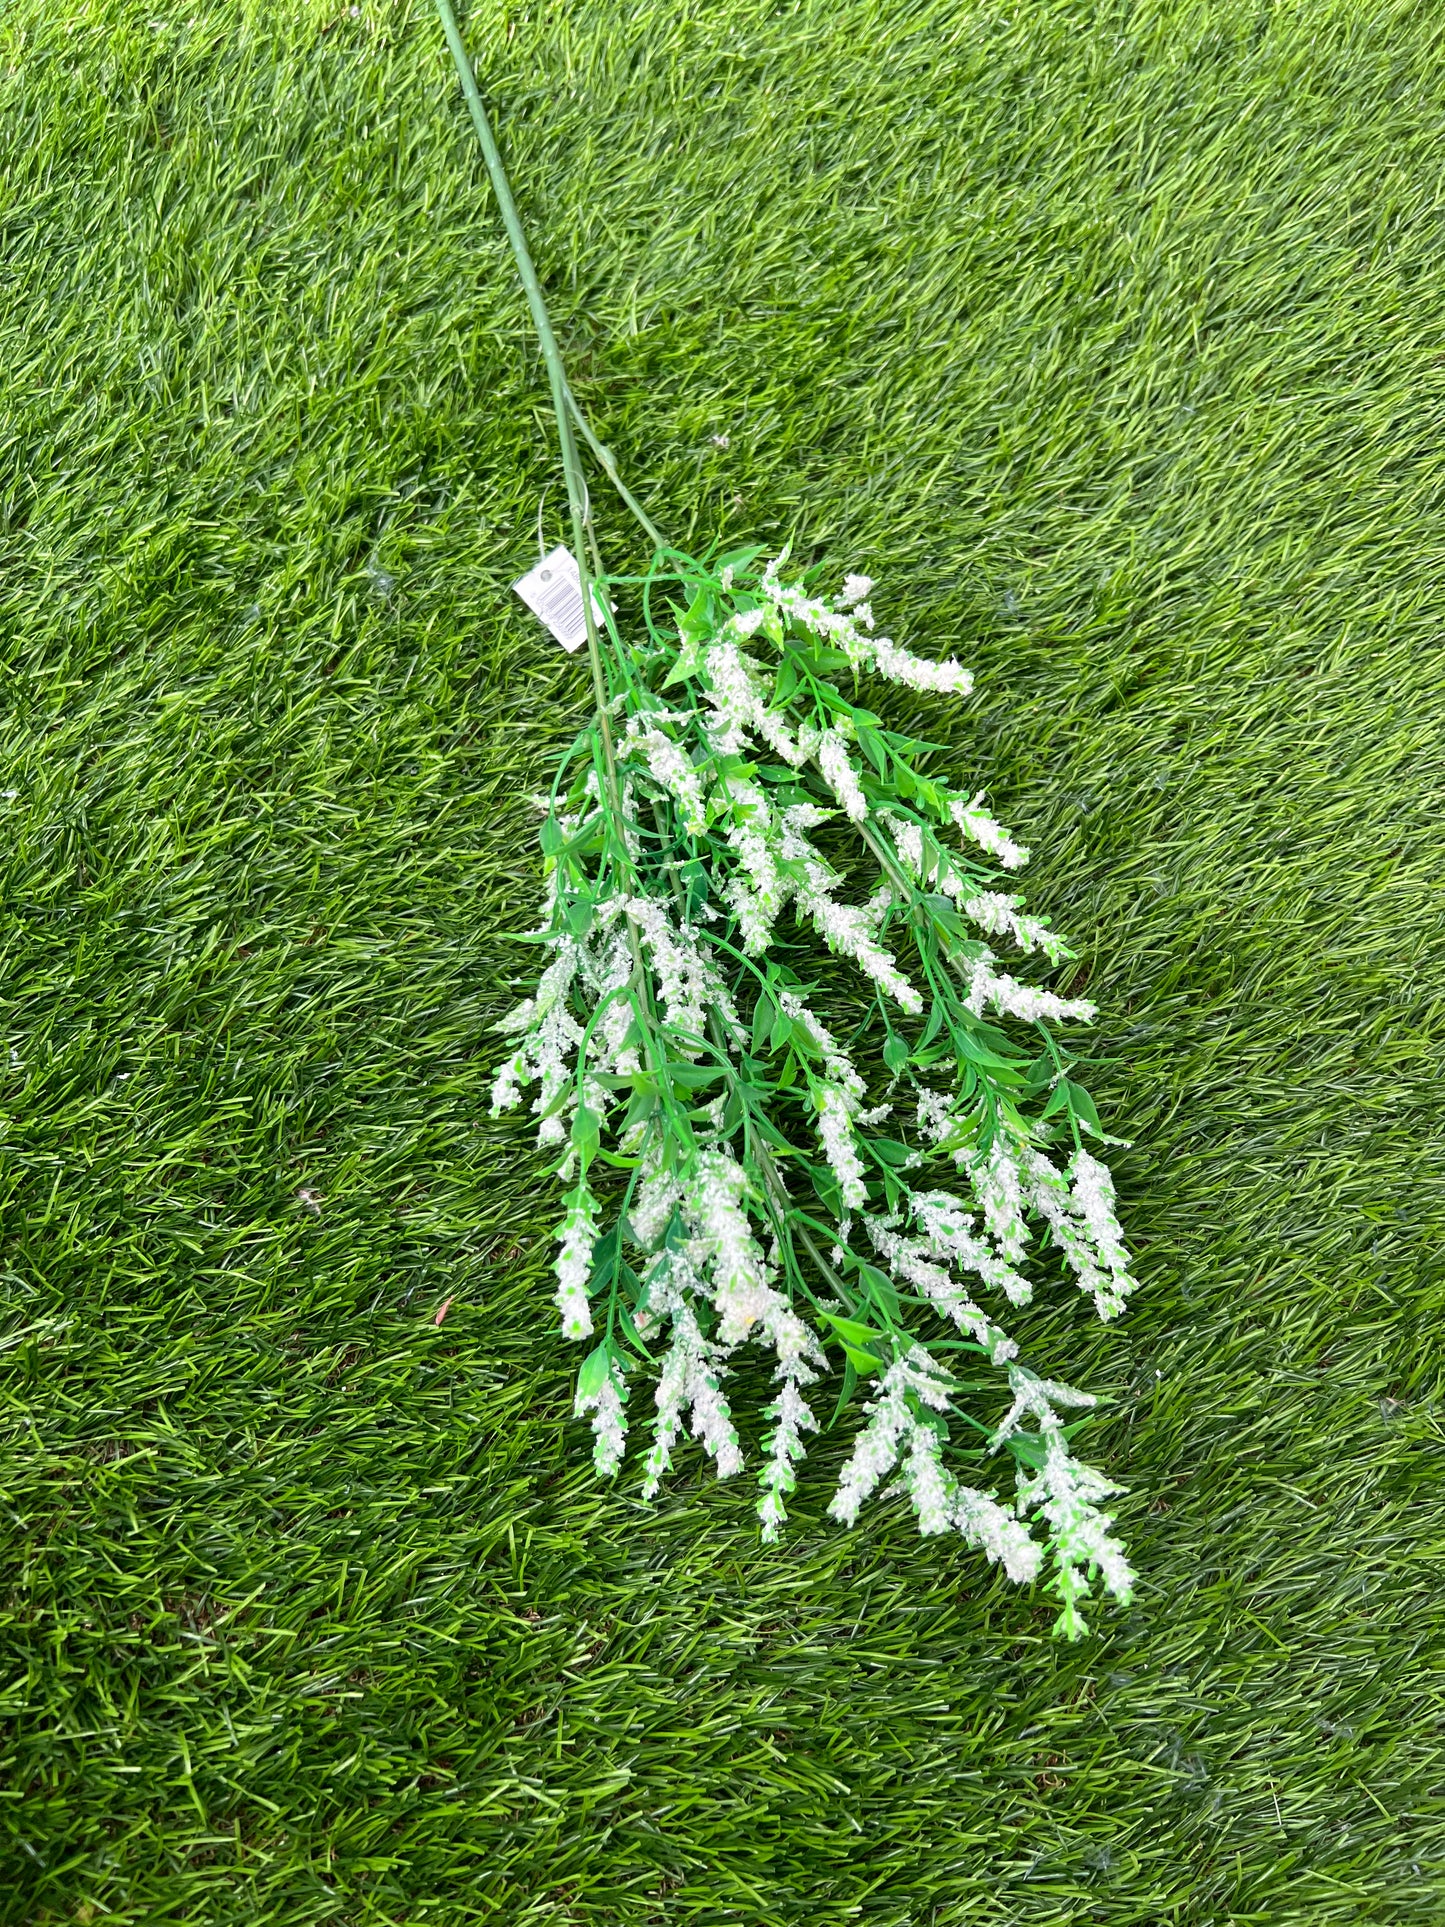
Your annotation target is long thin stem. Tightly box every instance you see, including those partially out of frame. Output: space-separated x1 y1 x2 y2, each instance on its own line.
435 0 672 1055
433 0 623 821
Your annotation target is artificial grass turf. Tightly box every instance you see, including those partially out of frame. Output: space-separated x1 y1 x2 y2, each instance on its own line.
3 0 1445 1916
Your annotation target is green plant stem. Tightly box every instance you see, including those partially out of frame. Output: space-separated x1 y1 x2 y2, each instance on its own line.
565 386 667 551
434 0 675 1061
432 0 626 833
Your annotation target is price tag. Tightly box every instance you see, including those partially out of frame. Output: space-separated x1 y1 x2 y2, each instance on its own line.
513 545 589 652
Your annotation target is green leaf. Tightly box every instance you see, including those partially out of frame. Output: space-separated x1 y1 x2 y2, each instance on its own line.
663 639 705 688
616 1304 656 1366
571 1104 601 1165
866 1137 912 1167
669 1064 722 1090
1023 1053 1057 1096
588 1221 619 1289
576 1343 613 1403
1068 1080 1105 1138
806 1159 840 1214
788 1018 821 1059
1041 1081 1072 1121
716 544 765 574
856 1262 900 1326
539 815 564 856
818 1311 887 1348
829 1357 862 1426
681 858 709 915
882 1030 911 1074
856 724 888 776
677 588 714 644
751 990 777 1055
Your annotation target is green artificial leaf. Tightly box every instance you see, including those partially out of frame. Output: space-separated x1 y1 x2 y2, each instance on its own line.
922 893 968 939
818 1315 886 1375
716 544 765 574
866 1137 912 1167
1040 1080 1072 1121
829 1357 861 1425
806 646 853 676
751 990 777 1055
539 815 564 856
669 1064 722 1090
956 1033 1026 1081
681 858 709 915
789 1018 821 1059
677 588 713 644
916 777 947 820
663 639 705 687
856 1262 900 1326
818 1311 887 1348
856 724 889 777
571 1104 601 1165
1068 1081 1105 1138
575 1343 613 1404
588 1220 619 1289
1023 1053 1058 1096
807 1159 841 1215
563 894 594 937
882 1030 911 1074
616 1303 656 1365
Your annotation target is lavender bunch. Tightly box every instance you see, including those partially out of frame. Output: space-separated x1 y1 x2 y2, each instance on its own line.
492 549 1137 1634
438 2 1138 1637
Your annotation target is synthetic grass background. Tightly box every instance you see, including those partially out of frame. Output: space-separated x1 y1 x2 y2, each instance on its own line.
3 0 1444 1919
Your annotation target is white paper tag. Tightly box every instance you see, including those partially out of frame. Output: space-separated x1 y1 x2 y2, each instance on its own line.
513 545 589 652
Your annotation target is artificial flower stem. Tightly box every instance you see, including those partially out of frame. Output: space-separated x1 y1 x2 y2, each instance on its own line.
433 0 627 840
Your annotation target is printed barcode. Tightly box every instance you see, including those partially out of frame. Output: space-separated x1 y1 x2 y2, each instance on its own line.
512 545 589 652
538 579 584 640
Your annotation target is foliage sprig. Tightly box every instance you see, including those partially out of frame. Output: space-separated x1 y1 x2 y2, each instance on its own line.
439 0 1138 1637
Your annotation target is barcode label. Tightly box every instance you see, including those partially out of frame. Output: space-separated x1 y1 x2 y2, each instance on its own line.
513 545 588 652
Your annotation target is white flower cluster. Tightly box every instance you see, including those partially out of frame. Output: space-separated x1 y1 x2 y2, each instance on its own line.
804 722 869 822
758 558 974 695
708 771 923 1012
828 1347 953 1528
816 1082 868 1209
775 804 922 1014
492 941 584 1144
960 891 1073 965
884 815 1073 964
629 1147 827 1539
575 1350 629 1476
627 892 739 1049
495 547 1137 1627
867 1217 1016 1360
701 638 806 767
992 1366 1135 1628
911 1112 1136 1324
553 1185 598 1340
620 711 709 836
950 791 1030 870
962 948 1097 1027
641 1252 744 1497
